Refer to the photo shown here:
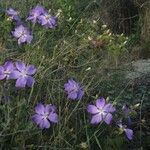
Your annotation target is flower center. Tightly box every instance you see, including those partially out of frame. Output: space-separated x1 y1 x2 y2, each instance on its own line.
45 15 50 20
72 84 79 92
21 71 27 77
33 12 39 17
43 113 49 119
21 31 25 36
69 84 79 94
4 70 10 75
98 108 105 115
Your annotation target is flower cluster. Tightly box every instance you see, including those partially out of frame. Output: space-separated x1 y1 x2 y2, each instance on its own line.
0 59 133 139
5 6 134 141
31 78 134 140
6 6 57 45
87 97 133 140
0 61 36 88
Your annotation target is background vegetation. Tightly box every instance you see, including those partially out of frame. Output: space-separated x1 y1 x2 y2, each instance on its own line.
0 0 150 149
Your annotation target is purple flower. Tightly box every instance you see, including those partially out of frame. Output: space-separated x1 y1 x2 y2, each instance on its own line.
64 79 84 100
0 61 15 80
32 103 58 129
122 104 130 115
122 104 132 125
87 97 116 125
10 62 36 88
118 123 133 140
6 8 21 23
27 5 45 23
12 25 33 45
38 12 57 28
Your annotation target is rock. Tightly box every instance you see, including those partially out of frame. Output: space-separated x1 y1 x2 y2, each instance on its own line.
126 59 150 85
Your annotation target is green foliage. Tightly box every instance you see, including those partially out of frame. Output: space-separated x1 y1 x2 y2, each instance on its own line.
0 0 149 149
97 26 128 60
